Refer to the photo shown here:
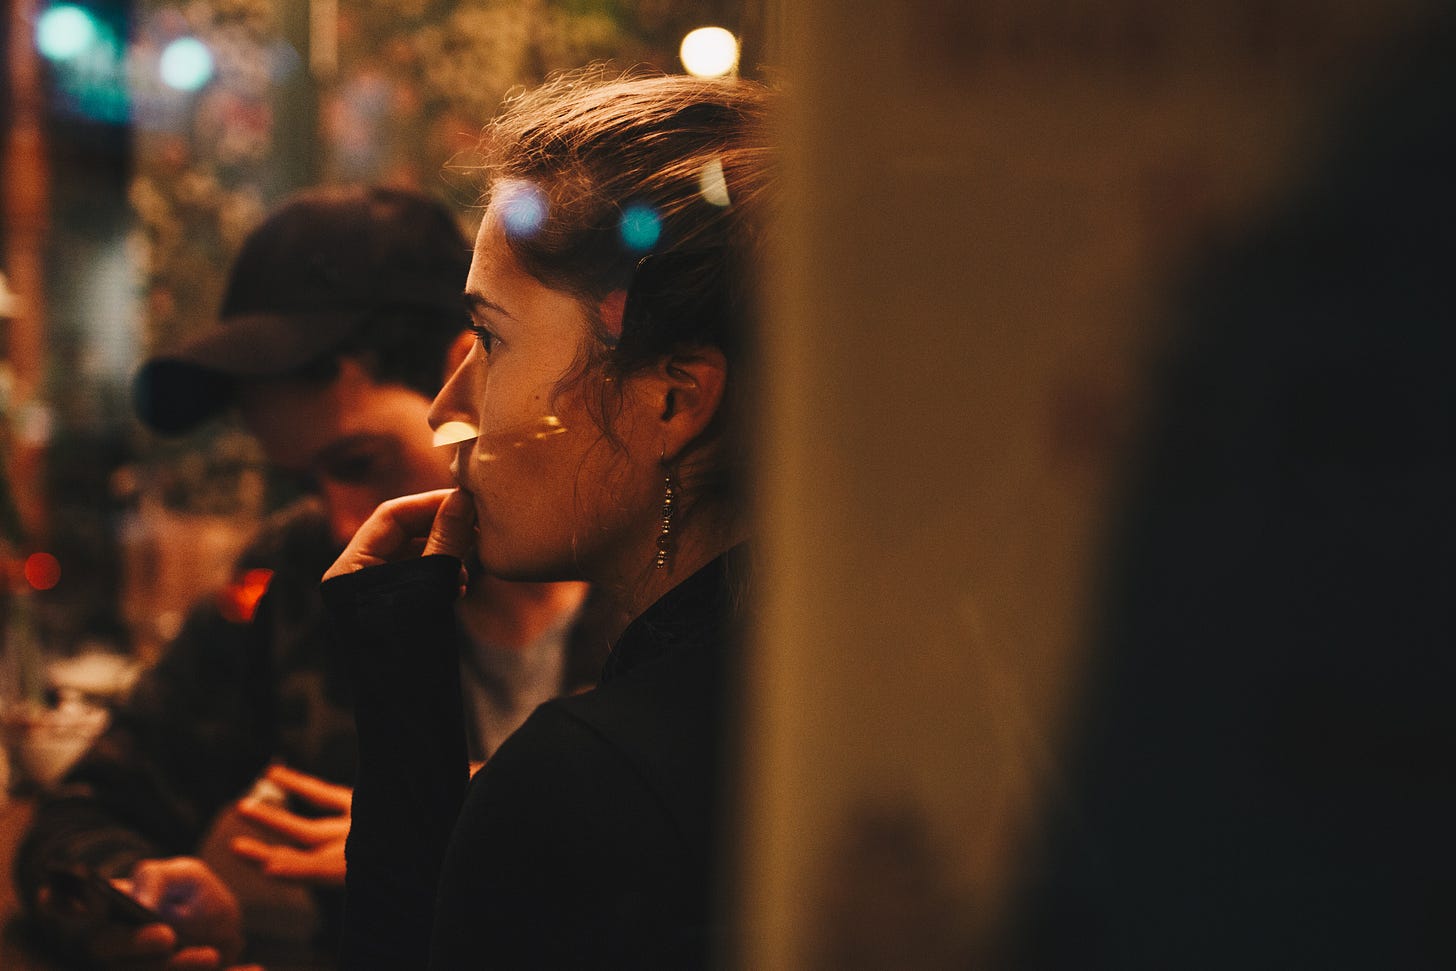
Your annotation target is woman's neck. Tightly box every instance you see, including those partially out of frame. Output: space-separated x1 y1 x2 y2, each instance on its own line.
595 502 748 645
457 574 590 651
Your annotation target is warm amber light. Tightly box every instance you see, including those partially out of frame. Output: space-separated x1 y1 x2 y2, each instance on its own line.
680 27 739 78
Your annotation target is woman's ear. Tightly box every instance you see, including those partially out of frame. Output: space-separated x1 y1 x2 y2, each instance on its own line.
653 347 728 463
599 290 627 344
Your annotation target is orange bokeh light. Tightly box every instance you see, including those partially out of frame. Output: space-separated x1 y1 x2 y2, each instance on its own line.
217 568 275 623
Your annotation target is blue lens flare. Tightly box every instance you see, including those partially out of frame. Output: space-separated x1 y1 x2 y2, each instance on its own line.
499 183 548 239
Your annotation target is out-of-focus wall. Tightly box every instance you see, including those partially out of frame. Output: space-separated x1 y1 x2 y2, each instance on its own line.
744 1 1451 967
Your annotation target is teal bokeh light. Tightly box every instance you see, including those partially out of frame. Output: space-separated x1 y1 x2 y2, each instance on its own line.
36 4 99 61
160 37 214 91
37 3 128 123
619 204 662 252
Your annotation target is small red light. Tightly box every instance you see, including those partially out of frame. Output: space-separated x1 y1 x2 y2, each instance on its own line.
217 568 275 623
24 552 61 591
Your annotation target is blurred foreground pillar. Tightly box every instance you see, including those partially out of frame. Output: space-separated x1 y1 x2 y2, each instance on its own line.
741 0 1449 968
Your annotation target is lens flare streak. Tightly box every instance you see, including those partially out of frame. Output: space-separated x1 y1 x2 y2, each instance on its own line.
470 416 567 462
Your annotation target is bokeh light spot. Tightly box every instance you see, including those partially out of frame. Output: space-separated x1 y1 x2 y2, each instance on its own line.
680 27 739 78
619 204 662 252
498 183 548 240
698 158 731 207
36 5 98 61
24 553 62 591
160 37 214 92
218 568 274 624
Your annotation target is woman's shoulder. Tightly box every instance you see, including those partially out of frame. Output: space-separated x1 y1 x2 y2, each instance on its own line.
454 698 693 869
470 668 724 845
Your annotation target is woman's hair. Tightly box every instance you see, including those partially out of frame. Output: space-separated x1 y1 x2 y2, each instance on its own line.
475 68 777 511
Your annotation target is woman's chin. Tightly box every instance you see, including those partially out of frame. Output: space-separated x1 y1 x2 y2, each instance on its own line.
475 543 529 582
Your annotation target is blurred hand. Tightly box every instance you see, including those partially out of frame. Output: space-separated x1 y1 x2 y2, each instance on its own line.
323 488 475 580
33 897 179 971
230 765 352 886
69 857 243 970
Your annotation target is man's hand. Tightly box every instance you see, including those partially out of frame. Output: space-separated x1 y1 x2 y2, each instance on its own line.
229 765 352 886
323 488 475 579
60 857 245 970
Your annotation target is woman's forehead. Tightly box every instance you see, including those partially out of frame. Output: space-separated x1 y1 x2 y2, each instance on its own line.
467 213 522 291
466 221 595 347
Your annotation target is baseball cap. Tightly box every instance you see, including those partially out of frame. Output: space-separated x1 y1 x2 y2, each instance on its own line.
133 184 471 434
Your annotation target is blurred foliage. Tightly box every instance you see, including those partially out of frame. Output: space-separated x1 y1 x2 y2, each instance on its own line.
324 0 763 204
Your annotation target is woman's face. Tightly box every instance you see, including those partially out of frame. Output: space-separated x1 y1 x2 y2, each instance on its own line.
429 200 661 582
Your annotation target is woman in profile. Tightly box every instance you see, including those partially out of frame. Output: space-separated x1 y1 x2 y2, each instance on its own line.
321 70 775 968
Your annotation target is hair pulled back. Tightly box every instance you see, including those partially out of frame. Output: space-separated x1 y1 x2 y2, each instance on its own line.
478 68 777 506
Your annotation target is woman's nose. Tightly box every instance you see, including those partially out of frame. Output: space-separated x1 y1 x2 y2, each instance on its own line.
428 347 480 445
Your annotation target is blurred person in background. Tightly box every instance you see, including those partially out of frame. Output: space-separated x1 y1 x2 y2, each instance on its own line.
12 185 606 970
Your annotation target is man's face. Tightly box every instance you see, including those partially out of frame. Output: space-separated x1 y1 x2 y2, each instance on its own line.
236 358 451 547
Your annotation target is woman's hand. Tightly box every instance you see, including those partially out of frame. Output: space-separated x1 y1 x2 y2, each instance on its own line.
323 488 476 579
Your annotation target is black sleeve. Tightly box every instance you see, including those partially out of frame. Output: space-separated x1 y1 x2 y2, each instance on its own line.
323 555 469 971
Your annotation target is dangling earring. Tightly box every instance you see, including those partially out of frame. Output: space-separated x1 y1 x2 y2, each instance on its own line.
654 470 675 569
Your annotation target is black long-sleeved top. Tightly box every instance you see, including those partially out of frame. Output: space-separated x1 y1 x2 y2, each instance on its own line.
325 549 742 970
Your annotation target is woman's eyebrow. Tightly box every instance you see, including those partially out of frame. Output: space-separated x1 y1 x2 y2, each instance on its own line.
464 291 514 320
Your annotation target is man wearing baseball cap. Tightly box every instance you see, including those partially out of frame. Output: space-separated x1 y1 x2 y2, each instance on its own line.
15 185 603 969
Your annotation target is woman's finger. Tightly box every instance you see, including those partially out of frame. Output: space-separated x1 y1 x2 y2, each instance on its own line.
324 489 456 579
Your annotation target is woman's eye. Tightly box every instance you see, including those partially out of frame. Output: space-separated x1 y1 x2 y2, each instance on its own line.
469 325 497 353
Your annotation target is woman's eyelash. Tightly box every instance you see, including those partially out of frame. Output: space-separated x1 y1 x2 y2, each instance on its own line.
469 324 496 352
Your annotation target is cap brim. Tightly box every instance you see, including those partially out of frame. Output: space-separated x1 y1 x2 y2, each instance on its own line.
133 312 359 434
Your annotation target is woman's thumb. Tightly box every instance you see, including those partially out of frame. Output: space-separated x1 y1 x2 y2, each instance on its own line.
423 489 476 560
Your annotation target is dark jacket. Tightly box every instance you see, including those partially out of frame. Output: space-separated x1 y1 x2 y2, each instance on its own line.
327 549 744 970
